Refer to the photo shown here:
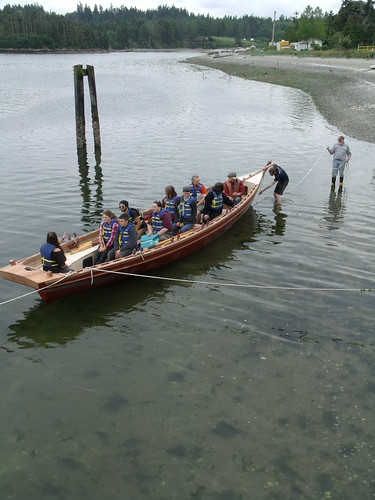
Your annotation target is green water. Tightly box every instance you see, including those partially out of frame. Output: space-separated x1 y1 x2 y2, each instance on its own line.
0 52 374 498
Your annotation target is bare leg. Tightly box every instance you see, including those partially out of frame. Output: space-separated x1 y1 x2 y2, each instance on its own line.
273 192 282 204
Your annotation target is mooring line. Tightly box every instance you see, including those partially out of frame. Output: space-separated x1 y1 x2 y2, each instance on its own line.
0 271 75 306
86 267 372 293
0 266 371 307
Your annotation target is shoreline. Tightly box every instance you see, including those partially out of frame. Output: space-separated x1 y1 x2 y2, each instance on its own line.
186 53 375 144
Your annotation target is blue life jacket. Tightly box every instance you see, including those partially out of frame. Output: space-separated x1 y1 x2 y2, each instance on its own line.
101 219 117 245
118 224 135 247
190 182 203 199
151 209 166 232
210 190 223 211
177 196 194 220
40 242 59 270
128 207 145 227
164 196 179 219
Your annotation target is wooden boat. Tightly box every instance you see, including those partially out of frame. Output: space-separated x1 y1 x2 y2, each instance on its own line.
0 168 266 301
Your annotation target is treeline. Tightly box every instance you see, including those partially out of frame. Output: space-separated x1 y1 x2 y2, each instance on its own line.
0 1 374 51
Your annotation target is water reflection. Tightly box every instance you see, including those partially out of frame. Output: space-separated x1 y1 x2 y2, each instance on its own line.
257 206 288 241
324 188 345 230
7 208 261 349
272 204 288 236
77 146 104 229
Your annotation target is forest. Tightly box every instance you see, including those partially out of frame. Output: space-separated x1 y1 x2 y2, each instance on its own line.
0 1 374 51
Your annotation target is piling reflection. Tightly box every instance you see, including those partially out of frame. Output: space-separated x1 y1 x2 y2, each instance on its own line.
77 146 104 229
7 208 262 349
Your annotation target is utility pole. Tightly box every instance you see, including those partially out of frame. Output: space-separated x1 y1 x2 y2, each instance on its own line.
271 10 276 46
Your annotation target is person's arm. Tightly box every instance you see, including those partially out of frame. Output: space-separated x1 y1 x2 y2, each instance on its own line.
174 199 182 225
52 249 67 269
113 228 120 251
158 211 172 235
98 221 104 246
223 193 234 207
326 145 334 155
232 180 245 197
202 191 213 215
133 216 142 231
346 146 352 161
105 221 118 248
190 200 197 222
197 185 207 206
259 180 276 195
147 220 153 236
224 182 229 196
129 208 142 230
237 180 245 196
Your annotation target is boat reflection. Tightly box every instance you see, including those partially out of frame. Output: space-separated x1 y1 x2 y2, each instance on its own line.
7 208 262 349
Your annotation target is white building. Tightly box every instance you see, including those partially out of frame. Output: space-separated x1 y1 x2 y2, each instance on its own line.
293 39 323 51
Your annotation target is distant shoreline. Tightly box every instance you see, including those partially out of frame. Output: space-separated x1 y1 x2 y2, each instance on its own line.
186 53 375 144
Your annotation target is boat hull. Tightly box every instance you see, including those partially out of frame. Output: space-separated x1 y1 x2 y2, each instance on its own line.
0 169 266 301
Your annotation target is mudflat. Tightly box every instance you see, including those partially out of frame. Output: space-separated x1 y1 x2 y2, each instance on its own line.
187 53 375 144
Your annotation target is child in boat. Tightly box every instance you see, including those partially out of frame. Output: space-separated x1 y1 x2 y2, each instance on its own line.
108 214 138 260
173 186 197 234
162 185 179 222
95 210 118 264
40 232 73 273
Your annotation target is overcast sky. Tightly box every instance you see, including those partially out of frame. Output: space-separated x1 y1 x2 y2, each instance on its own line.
0 0 343 18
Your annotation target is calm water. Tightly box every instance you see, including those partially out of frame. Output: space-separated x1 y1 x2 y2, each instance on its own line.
0 51 374 498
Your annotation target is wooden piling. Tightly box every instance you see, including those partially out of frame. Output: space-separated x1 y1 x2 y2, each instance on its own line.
74 65 86 150
74 64 101 153
86 65 101 152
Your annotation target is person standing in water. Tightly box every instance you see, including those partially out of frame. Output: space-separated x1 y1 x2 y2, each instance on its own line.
327 135 352 189
259 161 289 205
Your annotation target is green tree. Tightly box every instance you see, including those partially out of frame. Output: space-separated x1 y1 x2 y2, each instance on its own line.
296 6 326 41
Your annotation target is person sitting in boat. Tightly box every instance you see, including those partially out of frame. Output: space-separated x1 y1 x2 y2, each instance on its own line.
202 182 234 222
259 161 289 205
162 185 179 222
95 210 118 264
173 186 197 234
224 172 245 205
108 214 138 260
190 175 207 223
118 200 147 238
40 231 73 273
147 201 173 241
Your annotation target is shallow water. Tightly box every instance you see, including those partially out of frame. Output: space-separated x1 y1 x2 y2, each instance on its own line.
0 51 374 498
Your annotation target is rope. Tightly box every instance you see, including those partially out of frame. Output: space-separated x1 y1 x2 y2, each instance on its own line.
86 267 372 293
0 271 76 306
0 265 371 308
287 148 326 193
255 148 328 205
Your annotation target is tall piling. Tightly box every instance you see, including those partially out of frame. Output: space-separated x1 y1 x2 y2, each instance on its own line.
86 65 101 152
74 64 101 154
74 65 86 150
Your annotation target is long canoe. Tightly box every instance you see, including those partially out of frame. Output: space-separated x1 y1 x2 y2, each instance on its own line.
0 169 266 301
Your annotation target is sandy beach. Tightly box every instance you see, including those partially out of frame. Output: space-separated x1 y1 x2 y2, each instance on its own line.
187 53 375 144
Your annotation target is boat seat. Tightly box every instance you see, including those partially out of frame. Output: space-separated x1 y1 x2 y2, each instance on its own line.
66 245 97 270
